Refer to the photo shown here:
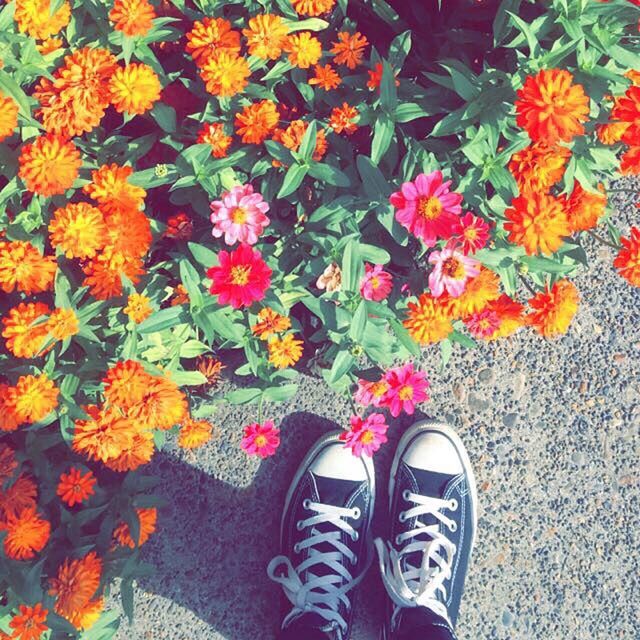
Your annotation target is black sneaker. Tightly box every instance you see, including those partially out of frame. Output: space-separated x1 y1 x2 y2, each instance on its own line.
375 421 478 639
268 431 375 640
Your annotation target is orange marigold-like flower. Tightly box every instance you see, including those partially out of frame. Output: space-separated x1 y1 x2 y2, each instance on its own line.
170 283 190 306
566 181 607 233
268 334 304 368
0 384 21 432
8 603 48 640
84 163 146 214
611 85 640 144
109 0 156 37
196 355 224 386
272 119 327 161
404 293 454 345
49 202 107 259
449 267 501 319
8 373 59 424
482 294 525 340
330 31 368 69
3 507 51 560
103 360 152 409
0 443 17 484
252 307 291 340
178 418 214 449
82 250 144 300
14 0 70 39
124 293 153 324
515 69 590 144
0 91 18 141
0 474 38 521
57 467 96 507
34 47 119 136
620 145 640 175
235 100 279 144
614 226 640 287
285 32 322 69
504 192 570 255
46 308 79 340
197 122 232 158
199 51 250 97
109 63 161 115
243 14 289 60
64 597 104 631
127 376 188 430
185 17 241 66
291 0 335 16
508 143 571 194
49 551 102 619
308 63 341 91
103 431 154 472
527 279 579 337
596 121 630 145
103 208 152 258
330 103 359 135
36 37 63 55
18 134 81 197
0 241 56 295
2 302 51 359
113 507 157 548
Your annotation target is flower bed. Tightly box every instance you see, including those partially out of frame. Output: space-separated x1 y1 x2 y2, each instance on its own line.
1 0 639 635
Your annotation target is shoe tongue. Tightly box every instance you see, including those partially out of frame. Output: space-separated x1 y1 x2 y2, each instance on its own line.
286 612 333 634
311 473 362 507
403 466 457 527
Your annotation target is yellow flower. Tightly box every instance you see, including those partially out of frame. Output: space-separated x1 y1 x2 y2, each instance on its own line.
285 32 322 69
2 302 51 359
36 37 63 55
199 51 251 97
124 293 153 324
527 279 579 337
109 63 161 115
404 294 454 345
242 14 289 60
268 334 304 368
291 0 335 16
8 373 59 424
49 203 107 259
0 91 18 141
14 0 70 39
46 308 79 340
178 418 214 449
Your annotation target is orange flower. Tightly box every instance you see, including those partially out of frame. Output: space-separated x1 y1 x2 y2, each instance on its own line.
185 17 241 66
0 474 38 521
178 418 214 449
504 192 569 255
515 69 590 144
272 119 327 161
508 143 571 194
482 294 525 340
252 307 291 340
2 302 51 359
8 603 48 640
614 226 640 286
0 443 17 484
109 63 161 115
109 0 156 37
83 164 146 215
36 37 63 55
127 376 188 430
235 100 279 144
199 51 250 97
403 294 454 345
196 355 224 386
3 507 51 560
308 63 342 91
611 85 640 143
57 468 96 507
566 181 607 232
64 597 104 631
113 507 157 548
329 103 359 135
0 91 18 141
268 334 304 368
170 283 190 306
18 134 81 197
330 32 368 69
103 431 154 472
243 14 289 60
285 32 322 69
104 208 152 259
449 267 501 318
197 122 232 158
34 47 119 135
124 293 153 324
8 373 59 424
596 121 630 145
0 384 21 432
620 145 640 175
527 279 579 337
49 203 107 259
82 249 144 299
46 308 79 340
49 552 102 618
103 360 152 409
0 241 56 295
291 0 335 16
14 0 70 39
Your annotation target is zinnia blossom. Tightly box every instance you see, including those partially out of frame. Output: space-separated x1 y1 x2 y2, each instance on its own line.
1 301 50 359
82 250 144 300
329 103 359 134
242 14 289 60
527 279 579 337
198 122 232 158
185 17 241 66
109 63 162 115
566 181 607 232
200 50 250 97
252 307 291 340
268 334 304 368
330 31 368 69
340 413 388 457
49 202 107 259
404 293 455 345
240 420 280 458
207 244 272 309
309 63 342 91
36 37 63 55
390 170 463 247
210 184 270 245
509 143 571 194
0 384 21 432
164 212 194 240
0 241 56 295
465 309 501 339
57 468 96 507
235 100 279 144
9 603 49 640
614 227 640 286
109 0 156 37
382 363 430 417
178 418 214 449
49 552 102 619
354 377 390 407
284 32 322 69
0 91 18 141
14 0 70 39
367 62 399 91
482 294 526 340
611 85 640 144
272 120 328 162
46 308 79 340
0 443 17 483
113 507 157 547
360 263 393 301
83 163 146 216
103 431 154 473
620 145 640 175
428 247 480 298
128 375 188 430
515 69 590 144
291 0 335 16
123 293 153 324
3 507 51 560
64 597 104 631
0 473 37 520
450 212 491 255
596 121 630 145
103 360 150 408
9 373 58 425
449 266 502 318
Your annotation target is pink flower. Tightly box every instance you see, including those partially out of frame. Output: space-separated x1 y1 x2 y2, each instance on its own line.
450 212 491 255
359 264 393 301
240 420 280 458
210 184 270 246
354 377 390 407
340 413 389 457
428 246 480 298
389 170 463 247
383 363 430 418
465 309 501 339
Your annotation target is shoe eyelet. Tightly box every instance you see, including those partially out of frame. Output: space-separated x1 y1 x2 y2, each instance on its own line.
302 499 311 510
402 489 411 502
293 543 301 554
351 554 358 565
449 522 458 533
449 499 458 511
351 507 361 520
395 534 403 546
398 511 407 523
351 531 359 542
296 520 304 531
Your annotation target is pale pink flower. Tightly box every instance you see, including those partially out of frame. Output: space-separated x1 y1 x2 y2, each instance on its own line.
354 377 390 407
465 309 501 339
450 212 491 255
210 184 270 246
382 363 430 418
316 262 342 292
389 170 463 247
428 246 480 298
360 264 393 301
340 413 389 457
240 420 280 458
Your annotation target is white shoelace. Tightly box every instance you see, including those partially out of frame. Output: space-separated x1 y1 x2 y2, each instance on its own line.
268 500 370 639
375 491 458 626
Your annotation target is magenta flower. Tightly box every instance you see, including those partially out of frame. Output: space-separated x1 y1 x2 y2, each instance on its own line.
360 263 393 301
389 170 463 247
428 246 480 298
450 212 491 255
210 183 270 246
340 413 389 457
240 420 280 458
382 363 430 418
354 377 390 407
465 309 501 339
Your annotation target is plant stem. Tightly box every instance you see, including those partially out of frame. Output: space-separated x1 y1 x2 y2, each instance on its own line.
518 274 537 296
606 187 639 194
586 229 620 250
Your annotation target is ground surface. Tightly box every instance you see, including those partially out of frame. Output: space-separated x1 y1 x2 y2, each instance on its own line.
113 187 640 640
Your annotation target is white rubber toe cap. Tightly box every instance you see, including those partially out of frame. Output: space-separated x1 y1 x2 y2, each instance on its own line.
310 442 368 481
402 431 464 475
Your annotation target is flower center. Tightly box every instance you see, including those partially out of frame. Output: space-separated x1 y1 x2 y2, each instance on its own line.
464 227 478 240
230 265 251 285
370 276 380 289
371 381 388 397
254 434 267 448
230 207 247 224
361 429 374 444
442 257 464 279
398 384 413 400
417 196 443 220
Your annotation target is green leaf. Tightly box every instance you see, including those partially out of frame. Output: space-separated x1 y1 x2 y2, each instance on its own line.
278 164 308 198
328 349 355 384
179 340 210 358
371 115 394 164
341 240 362 293
180 259 204 309
189 241 218 267
225 387 263 404
520 255 576 275
283 17 329 31
349 301 367 342
150 102 176 133
0 70 31 118
121 578 135 623
262 383 299 402
394 103 430 123
137 306 186 333
449 330 477 349
308 162 350 187
388 31 412 70
380 61 398 113
360 244 391 264
389 319 421 357
299 120 317 162
168 370 208 385
264 140 295 166
356 155 391 200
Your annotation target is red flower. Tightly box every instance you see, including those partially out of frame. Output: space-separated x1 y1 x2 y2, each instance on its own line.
450 212 491 255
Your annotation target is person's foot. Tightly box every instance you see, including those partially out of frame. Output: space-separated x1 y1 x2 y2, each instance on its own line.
268 431 375 640
375 420 477 639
